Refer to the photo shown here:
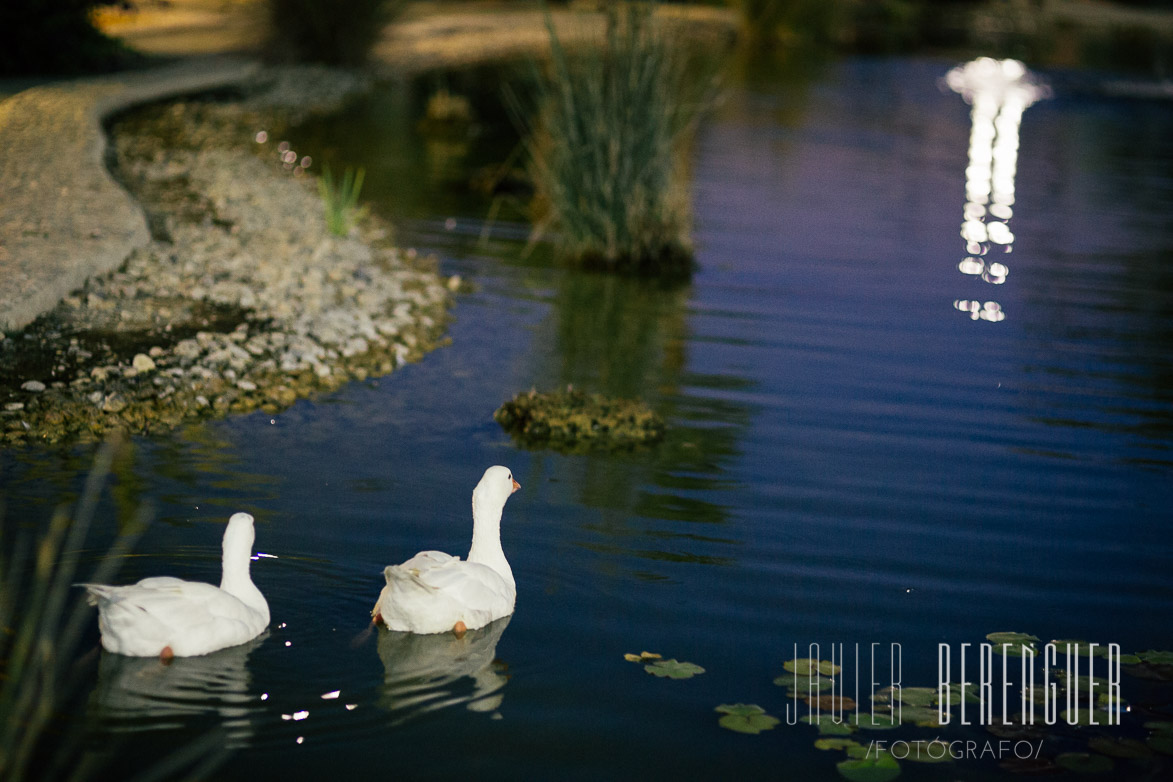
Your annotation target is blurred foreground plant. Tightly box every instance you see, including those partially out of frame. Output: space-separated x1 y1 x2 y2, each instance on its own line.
515 3 719 277
0 439 231 782
318 164 368 237
262 0 403 66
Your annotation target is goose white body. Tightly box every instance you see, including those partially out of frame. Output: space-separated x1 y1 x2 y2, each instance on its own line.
374 466 520 635
79 512 269 657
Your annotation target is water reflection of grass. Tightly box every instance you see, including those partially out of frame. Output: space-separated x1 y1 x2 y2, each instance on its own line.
543 267 755 575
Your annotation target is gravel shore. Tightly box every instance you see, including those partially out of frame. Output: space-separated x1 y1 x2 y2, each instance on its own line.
0 69 454 446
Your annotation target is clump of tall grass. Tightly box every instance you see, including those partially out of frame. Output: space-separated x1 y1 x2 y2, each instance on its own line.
262 0 403 66
517 3 718 277
318 164 368 237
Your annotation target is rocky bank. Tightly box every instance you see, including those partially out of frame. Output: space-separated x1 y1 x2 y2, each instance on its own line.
0 69 454 446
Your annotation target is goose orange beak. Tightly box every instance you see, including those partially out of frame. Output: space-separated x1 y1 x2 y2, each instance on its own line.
511 478 521 493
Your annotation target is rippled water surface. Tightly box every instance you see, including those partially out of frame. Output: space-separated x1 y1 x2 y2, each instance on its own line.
3 57 1172 780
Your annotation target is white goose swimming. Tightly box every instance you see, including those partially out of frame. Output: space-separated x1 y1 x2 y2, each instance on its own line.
373 466 520 635
79 512 270 658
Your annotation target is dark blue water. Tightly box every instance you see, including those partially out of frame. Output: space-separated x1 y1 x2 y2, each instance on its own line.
3 57 1172 780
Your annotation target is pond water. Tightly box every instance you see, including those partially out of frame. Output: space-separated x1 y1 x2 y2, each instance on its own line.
3 56 1172 780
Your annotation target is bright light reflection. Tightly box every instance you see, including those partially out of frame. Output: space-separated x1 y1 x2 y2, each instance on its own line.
946 57 1049 320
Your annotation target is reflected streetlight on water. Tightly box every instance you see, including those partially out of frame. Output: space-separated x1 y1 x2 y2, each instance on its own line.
946 57 1049 322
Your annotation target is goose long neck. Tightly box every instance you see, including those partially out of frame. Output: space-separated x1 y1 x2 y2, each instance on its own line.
467 495 514 588
221 538 270 623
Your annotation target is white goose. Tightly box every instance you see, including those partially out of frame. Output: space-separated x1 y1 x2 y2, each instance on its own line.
373 466 520 635
79 512 270 658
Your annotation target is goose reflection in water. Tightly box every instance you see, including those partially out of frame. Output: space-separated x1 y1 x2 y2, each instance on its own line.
377 615 510 723
88 633 267 745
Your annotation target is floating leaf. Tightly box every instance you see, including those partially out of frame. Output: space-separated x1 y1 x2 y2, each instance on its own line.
901 740 954 763
987 632 1039 656
805 694 856 712
851 712 900 730
937 681 981 705
1118 653 1142 665
846 745 885 760
894 705 941 727
1139 650 1173 665
1061 708 1098 727
1149 733 1173 756
803 714 856 736
1144 721 1173 733
872 686 936 707
815 738 862 751
1097 691 1127 710
644 659 704 679
1051 640 1102 657
776 673 833 694
624 651 662 663
836 752 900 781
1086 736 1153 759
1055 752 1113 774
716 703 779 735
785 657 841 677
1056 672 1109 691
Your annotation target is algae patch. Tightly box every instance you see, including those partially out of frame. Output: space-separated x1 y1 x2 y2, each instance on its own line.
493 387 665 451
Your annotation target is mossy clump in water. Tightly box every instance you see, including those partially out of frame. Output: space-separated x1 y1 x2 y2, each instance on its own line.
493 388 665 451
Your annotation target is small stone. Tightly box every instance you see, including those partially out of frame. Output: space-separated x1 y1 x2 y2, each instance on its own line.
148 346 165 357
195 395 210 408
237 380 257 391
91 366 110 381
102 394 127 413
21 380 45 392
132 353 156 373
4 402 24 412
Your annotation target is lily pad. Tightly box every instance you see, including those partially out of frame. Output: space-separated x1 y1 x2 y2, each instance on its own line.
1139 650 1173 665
937 681 981 705
1144 721 1173 733
1051 639 1101 657
815 738 862 751
836 753 900 782
987 632 1039 656
716 703 780 735
1097 691 1127 710
1118 653 1142 665
1148 733 1173 756
1055 752 1113 774
776 673 833 694
805 694 856 712
1086 736 1153 759
846 745 887 760
872 686 936 708
851 712 900 730
803 715 856 736
894 705 942 727
1061 708 1099 727
645 659 704 679
624 651 662 663
785 657 841 677
1056 672 1109 691
900 740 954 763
